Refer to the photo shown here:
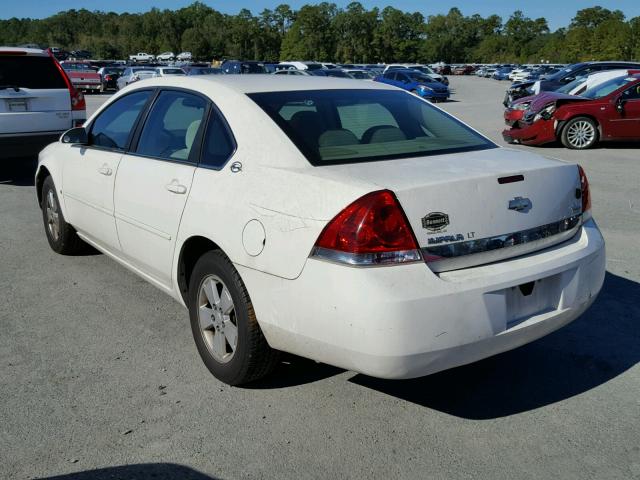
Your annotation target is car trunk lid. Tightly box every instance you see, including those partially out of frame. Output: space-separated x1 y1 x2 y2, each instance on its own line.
312 148 583 272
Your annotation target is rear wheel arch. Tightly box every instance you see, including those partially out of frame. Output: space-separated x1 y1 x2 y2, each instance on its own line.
177 236 227 304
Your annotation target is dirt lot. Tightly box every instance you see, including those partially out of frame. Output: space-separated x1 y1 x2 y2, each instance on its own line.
1 77 639 480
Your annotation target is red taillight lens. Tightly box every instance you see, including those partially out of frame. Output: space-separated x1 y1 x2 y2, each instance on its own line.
46 49 85 111
104 74 112 81
312 190 421 266
578 165 591 214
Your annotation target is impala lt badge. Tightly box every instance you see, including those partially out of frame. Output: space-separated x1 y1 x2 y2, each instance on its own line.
508 196 532 213
422 212 449 232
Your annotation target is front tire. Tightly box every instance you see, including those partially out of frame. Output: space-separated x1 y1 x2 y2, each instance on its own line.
188 250 279 385
561 117 599 149
41 176 84 254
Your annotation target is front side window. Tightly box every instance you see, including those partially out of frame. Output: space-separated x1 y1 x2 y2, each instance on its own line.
249 89 496 165
136 90 207 161
621 82 640 100
89 90 152 149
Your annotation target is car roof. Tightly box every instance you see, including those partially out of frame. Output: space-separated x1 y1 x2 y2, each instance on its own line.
127 75 397 95
0 46 47 56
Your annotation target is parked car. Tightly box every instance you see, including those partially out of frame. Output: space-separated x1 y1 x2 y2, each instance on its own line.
273 69 311 76
502 73 640 149
153 67 186 77
184 66 224 76
60 61 102 93
129 52 155 63
384 64 449 85
176 52 193 62
453 65 475 75
375 69 450 101
156 52 175 62
312 69 352 78
280 61 325 71
506 69 634 124
96 66 125 92
505 61 640 105
342 68 374 79
0 47 85 159
35 75 605 386
70 50 92 60
116 67 157 89
221 60 269 74
493 67 514 81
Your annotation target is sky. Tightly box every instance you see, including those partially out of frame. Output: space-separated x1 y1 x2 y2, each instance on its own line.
2 0 639 31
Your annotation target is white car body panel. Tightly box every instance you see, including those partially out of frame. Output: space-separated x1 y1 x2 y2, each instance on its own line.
36 76 606 380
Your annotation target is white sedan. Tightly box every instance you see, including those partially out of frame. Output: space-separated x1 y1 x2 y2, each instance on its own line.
35 76 606 385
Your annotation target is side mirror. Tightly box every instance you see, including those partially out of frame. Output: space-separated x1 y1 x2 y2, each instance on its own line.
61 127 88 145
616 97 626 114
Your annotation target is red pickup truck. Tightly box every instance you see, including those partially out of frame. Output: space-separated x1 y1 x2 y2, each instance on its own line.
60 61 102 92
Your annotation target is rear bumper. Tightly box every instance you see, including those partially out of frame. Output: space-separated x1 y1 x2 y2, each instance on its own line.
238 219 605 379
0 132 63 159
502 118 557 145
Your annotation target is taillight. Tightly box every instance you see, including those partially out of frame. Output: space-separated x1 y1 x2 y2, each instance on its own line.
46 49 85 111
104 74 112 81
578 165 591 220
310 190 422 266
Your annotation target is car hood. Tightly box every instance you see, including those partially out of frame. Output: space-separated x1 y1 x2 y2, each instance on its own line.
522 92 588 112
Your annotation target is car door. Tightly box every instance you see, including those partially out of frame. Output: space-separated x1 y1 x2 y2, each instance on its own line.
113 89 209 287
613 83 640 138
62 89 153 252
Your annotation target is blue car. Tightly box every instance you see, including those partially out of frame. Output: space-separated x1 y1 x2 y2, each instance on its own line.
492 67 513 80
374 69 450 101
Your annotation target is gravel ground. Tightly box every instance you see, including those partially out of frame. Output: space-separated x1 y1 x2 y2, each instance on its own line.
1 77 639 480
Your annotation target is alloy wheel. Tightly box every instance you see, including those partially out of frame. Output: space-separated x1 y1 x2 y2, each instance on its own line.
197 275 238 363
45 190 60 241
566 120 595 148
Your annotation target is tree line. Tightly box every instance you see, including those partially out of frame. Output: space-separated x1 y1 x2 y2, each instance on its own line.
1 2 638 64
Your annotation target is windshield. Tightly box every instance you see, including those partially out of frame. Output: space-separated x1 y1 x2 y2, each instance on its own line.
556 76 587 94
249 89 495 166
581 76 636 99
0 55 67 89
545 63 583 81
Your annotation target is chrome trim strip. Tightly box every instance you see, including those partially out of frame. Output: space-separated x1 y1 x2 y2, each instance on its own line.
424 215 582 273
310 247 422 267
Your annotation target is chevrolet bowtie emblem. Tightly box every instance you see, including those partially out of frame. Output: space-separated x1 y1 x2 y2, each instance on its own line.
508 196 532 213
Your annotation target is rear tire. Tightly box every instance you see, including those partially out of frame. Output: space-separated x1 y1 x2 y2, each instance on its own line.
188 250 280 385
41 176 84 255
561 117 599 149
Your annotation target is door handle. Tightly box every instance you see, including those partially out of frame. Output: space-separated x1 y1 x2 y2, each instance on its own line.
166 182 187 195
98 165 112 176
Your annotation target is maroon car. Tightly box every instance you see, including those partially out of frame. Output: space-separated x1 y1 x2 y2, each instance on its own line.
60 61 102 93
502 73 640 149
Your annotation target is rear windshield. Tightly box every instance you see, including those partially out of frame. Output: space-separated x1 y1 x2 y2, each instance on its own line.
162 68 185 75
0 55 67 89
249 89 495 166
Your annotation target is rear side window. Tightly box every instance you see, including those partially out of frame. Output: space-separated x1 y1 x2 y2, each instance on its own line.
200 109 236 169
136 90 207 161
0 55 67 89
90 90 152 150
